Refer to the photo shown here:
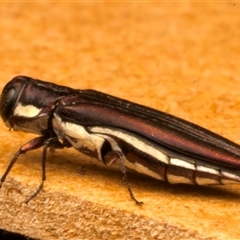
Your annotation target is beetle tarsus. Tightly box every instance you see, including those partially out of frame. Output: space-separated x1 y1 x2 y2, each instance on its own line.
115 150 143 205
25 181 44 204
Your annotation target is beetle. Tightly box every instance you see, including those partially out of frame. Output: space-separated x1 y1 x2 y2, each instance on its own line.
1 75 240 205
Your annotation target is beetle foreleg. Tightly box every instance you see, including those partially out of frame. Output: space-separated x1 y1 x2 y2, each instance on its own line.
0 136 47 189
25 137 67 204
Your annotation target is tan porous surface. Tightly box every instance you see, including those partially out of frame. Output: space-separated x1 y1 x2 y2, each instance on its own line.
1 3 240 240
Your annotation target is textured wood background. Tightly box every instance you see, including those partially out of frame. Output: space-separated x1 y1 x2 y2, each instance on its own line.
0 2 240 240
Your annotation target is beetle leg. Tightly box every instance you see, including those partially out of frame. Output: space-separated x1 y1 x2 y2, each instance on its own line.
25 137 67 204
0 136 47 189
103 150 143 206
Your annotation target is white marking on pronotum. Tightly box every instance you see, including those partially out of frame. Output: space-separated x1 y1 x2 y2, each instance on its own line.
196 165 220 175
53 114 105 160
14 103 41 117
90 126 169 165
170 158 195 170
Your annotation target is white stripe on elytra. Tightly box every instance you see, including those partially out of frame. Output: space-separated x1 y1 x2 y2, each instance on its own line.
54 116 163 180
90 126 169 165
96 134 163 180
14 103 41 117
90 127 224 177
196 165 220 175
53 118 240 184
221 171 240 182
170 158 195 170
53 114 105 161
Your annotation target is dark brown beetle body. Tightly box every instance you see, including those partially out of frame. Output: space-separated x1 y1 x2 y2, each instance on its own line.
1 76 240 204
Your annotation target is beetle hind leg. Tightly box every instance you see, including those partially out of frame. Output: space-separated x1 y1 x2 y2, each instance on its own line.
103 150 143 206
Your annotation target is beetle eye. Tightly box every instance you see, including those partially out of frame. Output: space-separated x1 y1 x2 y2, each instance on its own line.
0 88 17 122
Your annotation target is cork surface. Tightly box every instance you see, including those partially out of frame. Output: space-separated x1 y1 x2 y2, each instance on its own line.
1 2 240 240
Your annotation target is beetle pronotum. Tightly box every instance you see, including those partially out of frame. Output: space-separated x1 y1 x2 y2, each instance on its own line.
1 76 240 205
